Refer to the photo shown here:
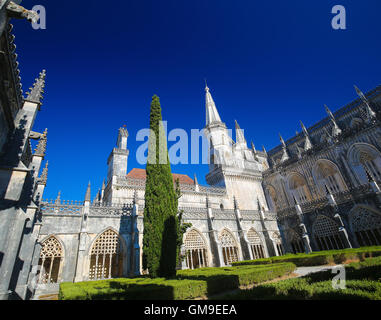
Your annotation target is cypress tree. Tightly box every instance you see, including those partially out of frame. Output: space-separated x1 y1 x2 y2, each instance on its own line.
142 95 180 278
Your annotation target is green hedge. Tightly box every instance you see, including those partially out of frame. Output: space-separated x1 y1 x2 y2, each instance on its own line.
232 246 381 267
59 263 296 300
219 256 381 300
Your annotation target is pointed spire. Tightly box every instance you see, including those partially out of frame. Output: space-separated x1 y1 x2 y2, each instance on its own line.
325 104 342 137
235 120 247 145
279 133 289 162
85 181 91 202
55 191 61 205
194 174 199 186
354 85 368 103
262 145 267 156
300 121 312 151
26 69 46 105
325 104 334 120
38 161 48 185
354 85 376 120
279 133 286 147
102 179 106 190
34 128 48 157
251 141 257 154
205 84 222 126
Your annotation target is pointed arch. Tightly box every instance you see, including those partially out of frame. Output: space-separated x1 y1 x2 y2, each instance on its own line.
287 172 312 203
88 228 125 280
347 143 381 183
219 229 239 265
312 159 347 195
348 205 381 246
38 235 64 284
183 228 209 269
312 215 343 250
247 228 266 259
287 229 304 254
266 184 279 211
270 231 285 256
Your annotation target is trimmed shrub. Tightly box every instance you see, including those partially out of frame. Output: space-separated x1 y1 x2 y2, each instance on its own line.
219 256 381 300
232 246 381 267
59 263 296 300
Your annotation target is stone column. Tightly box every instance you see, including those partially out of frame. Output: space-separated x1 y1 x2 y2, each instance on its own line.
334 213 352 249
234 198 253 261
206 203 225 267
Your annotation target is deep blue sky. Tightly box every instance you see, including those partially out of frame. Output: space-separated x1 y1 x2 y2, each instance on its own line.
12 0 381 201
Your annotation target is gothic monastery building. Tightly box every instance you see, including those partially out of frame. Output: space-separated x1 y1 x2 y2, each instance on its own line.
0 1 381 300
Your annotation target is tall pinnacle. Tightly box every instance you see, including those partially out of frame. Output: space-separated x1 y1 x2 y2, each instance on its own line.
34 128 48 157
38 161 49 185
85 181 91 202
26 69 46 105
205 84 222 126
325 104 342 137
300 121 312 151
235 120 247 145
354 85 376 120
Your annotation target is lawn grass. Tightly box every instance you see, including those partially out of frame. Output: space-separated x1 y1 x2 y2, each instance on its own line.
232 246 381 267
59 263 296 300
218 256 381 300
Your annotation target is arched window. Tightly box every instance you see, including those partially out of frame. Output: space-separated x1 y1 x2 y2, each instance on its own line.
219 229 239 265
312 159 347 195
313 215 343 250
347 143 381 183
247 229 265 259
184 229 209 269
38 236 63 284
288 229 304 254
266 185 279 211
350 207 381 246
271 231 284 256
89 229 124 280
288 172 312 203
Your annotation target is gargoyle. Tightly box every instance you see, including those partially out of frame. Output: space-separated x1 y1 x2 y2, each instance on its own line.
6 0 39 23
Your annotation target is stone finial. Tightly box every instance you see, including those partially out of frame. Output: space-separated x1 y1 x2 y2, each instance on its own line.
34 128 48 157
38 160 48 185
194 174 199 186
354 85 377 121
300 121 312 151
119 126 129 137
26 69 46 105
55 190 61 205
251 141 256 154
85 182 91 202
279 133 286 148
262 145 267 156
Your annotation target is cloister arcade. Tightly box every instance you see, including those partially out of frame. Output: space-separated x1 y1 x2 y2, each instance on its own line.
247 228 266 260
184 229 209 269
313 215 344 251
219 229 240 265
